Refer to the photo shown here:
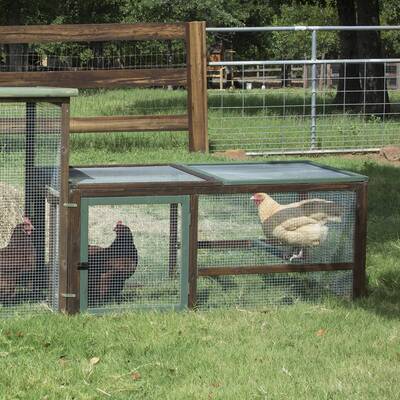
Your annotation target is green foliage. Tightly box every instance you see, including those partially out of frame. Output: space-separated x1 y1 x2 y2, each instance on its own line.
270 1 339 59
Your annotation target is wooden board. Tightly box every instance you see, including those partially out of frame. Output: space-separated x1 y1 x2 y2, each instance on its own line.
198 263 353 276
0 68 187 88
186 21 208 152
70 114 188 133
353 182 368 298
0 23 186 43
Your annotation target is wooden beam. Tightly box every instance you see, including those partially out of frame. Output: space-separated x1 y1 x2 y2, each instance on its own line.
0 23 186 44
0 68 187 89
353 182 368 298
65 190 81 315
198 239 277 250
70 114 188 133
58 101 71 313
186 21 208 152
198 263 354 276
188 195 199 309
0 114 189 133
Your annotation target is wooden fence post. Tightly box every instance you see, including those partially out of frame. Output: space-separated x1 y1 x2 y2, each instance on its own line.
186 21 208 152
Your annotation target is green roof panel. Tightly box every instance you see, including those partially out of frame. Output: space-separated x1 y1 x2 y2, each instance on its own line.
0 87 78 98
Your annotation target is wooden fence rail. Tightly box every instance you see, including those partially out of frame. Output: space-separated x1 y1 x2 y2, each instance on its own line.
0 22 208 151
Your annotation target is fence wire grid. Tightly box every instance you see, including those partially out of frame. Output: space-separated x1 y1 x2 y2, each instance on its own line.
0 40 186 72
207 26 400 154
86 203 182 311
0 101 61 316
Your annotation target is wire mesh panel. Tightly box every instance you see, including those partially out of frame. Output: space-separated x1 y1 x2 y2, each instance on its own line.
196 191 355 309
208 61 400 154
197 271 353 310
80 196 189 313
0 101 62 316
0 40 186 72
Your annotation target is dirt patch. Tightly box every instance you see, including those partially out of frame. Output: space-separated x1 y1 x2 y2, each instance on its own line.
213 149 248 161
380 146 400 162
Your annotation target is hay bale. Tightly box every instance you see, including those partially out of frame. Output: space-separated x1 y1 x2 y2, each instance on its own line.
0 182 24 248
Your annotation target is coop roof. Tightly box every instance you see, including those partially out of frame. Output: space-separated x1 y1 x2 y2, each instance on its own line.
185 161 368 184
0 87 78 98
69 166 206 186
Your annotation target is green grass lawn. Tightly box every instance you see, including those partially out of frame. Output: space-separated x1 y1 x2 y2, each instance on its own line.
0 89 399 398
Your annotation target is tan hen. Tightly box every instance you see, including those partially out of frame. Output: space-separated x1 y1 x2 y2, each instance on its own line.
251 193 343 261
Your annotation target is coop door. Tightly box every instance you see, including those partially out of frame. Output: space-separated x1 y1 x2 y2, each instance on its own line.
80 196 190 312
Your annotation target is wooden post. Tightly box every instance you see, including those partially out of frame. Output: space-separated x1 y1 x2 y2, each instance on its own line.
186 21 208 152
327 63 333 88
353 182 368 298
25 102 36 219
59 100 71 313
188 195 199 309
169 203 179 277
65 190 81 314
303 63 308 89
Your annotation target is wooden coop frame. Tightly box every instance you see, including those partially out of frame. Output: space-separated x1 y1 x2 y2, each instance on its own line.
63 162 368 314
0 22 208 152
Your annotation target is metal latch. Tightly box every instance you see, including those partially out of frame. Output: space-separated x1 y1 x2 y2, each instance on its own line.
63 203 78 208
78 262 89 271
61 293 76 298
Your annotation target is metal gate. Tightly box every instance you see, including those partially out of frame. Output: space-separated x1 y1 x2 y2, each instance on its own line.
79 196 190 313
207 25 400 155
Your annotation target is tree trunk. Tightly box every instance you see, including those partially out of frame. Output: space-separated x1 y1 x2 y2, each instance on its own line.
335 0 361 110
4 1 28 72
335 0 390 115
355 0 390 115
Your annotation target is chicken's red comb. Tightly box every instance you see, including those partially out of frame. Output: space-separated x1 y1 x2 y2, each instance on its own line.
116 220 123 225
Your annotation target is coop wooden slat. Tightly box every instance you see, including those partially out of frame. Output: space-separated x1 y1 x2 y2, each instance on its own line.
0 23 186 43
59 101 71 313
65 190 81 314
198 239 277 250
0 69 187 88
70 115 189 133
188 195 199 309
353 182 368 298
198 263 354 276
75 181 357 198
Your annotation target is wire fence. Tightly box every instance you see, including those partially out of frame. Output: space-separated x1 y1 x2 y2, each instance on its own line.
0 40 186 72
196 190 355 309
0 101 62 316
207 26 400 154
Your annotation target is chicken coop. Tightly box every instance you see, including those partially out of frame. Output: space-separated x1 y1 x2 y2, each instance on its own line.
0 87 77 316
65 161 368 314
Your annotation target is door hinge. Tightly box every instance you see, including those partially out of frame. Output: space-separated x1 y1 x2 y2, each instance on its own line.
61 293 76 298
63 203 78 208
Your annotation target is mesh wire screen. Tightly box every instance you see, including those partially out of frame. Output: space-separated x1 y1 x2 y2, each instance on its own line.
208 62 400 153
86 203 182 311
197 271 353 310
0 41 186 72
0 102 61 316
197 191 355 309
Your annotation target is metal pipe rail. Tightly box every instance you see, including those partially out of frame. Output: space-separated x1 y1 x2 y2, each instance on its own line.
209 58 400 66
206 25 400 32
